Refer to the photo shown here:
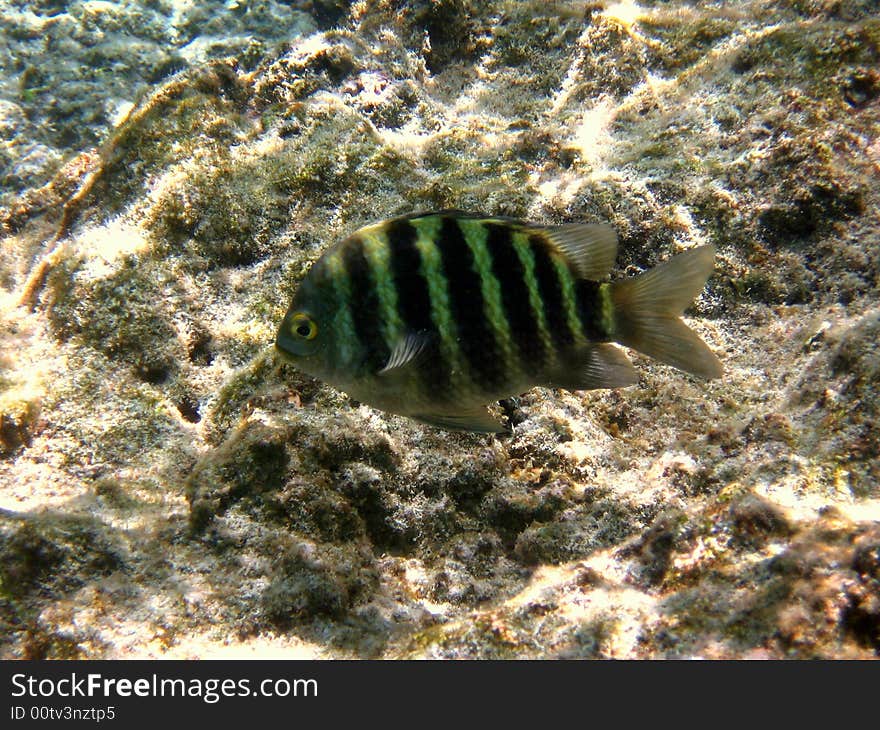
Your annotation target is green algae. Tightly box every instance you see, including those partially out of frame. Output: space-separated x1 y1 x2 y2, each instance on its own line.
261 542 379 625
0 396 40 458
187 421 291 532
46 255 179 381
0 515 125 658
92 62 257 219
204 350 281 444
639 14 738 73
150 151 293 268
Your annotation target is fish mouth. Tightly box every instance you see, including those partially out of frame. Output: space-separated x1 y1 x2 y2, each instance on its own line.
274 329 300 361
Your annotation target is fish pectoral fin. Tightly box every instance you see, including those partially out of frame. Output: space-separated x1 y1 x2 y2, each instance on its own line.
378 331 434 376
546 344 639 391
413 408 508 434
539 223 618 280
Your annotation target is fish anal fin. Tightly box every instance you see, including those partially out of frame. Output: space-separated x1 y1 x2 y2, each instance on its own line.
540 223 618 280
546 344 639 391
413 408 507 434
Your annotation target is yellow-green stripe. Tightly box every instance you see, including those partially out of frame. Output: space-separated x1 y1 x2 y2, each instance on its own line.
511 231 555 363
458 219 519 378
323 251 358 366
552 255 585 345
411 217 465 380
598 282 615 337
360 227 404 352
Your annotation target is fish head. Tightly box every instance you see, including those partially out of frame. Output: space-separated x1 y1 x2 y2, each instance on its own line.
275 259 341 378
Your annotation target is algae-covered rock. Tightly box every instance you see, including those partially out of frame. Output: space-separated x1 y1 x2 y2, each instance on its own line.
0 0 318 203
261 542 379 624
0 0 878 659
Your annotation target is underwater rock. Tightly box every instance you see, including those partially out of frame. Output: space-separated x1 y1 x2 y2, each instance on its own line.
0 0 878 658
261 542 378 624
0 0 318 202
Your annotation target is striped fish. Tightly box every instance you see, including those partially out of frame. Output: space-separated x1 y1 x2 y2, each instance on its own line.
275 210 722 433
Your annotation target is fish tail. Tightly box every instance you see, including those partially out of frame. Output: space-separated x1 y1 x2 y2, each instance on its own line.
609 245 723 379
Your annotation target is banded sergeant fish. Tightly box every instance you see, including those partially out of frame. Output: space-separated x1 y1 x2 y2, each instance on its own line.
275 210 722 433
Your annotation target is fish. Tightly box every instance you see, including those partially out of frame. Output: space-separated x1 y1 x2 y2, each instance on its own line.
275 210 723 433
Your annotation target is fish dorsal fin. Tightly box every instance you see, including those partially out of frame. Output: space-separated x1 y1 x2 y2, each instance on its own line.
413 408 507 434
540 223 618 280
546 344 639 391
378 331 433 375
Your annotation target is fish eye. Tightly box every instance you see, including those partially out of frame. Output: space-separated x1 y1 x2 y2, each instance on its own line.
290 312 318 340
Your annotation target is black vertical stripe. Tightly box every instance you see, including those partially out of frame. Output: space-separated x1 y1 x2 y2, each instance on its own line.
384 217 450 393
530 234 574 352
340 236 389 375
485 223 546 374
438 216 506 389
576 280 607 341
